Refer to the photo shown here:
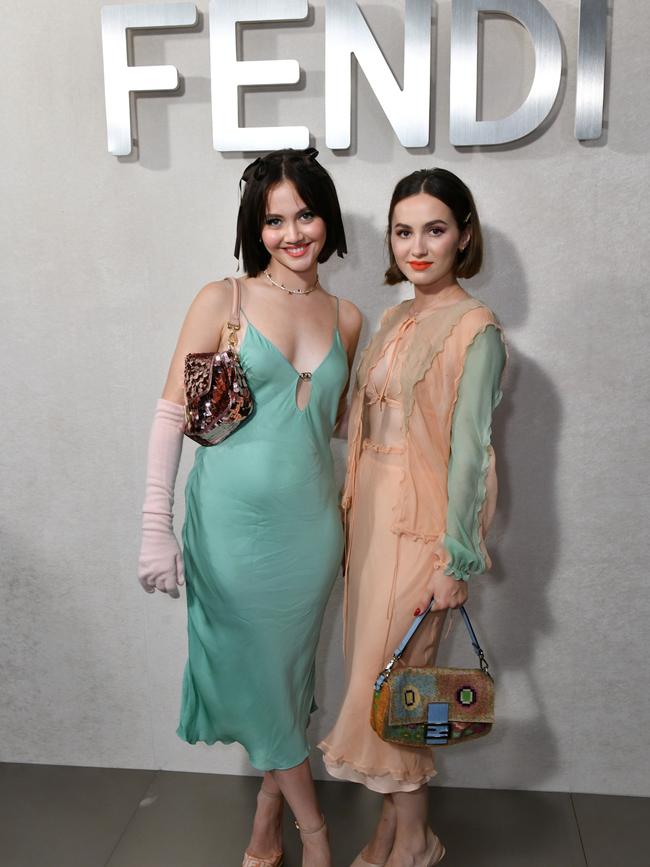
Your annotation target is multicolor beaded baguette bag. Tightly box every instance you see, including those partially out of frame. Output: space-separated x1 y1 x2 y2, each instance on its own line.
183 277 254 446
371 600 494 748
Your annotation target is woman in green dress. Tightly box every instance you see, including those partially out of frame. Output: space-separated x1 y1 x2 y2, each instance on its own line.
138 148 362 867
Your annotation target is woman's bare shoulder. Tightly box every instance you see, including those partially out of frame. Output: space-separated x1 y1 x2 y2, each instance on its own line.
192 278 234 313
337 296 363 332
174 278 237 350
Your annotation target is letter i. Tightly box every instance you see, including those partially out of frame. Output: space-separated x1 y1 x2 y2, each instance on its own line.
575 0 608 141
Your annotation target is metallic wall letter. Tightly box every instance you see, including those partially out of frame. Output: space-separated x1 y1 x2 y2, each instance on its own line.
450 0 562 146
210 0 309 152
101 3 198 156
326 0 432 149
575 0 607 140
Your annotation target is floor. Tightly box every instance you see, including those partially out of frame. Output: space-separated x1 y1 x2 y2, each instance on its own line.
0 764 647 867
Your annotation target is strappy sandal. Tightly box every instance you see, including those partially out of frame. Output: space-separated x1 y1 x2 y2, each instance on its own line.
357 830 444 867
295 814 329 863
423 828 445 866
295 813 327 838
242 854 283 867
242 788 284 867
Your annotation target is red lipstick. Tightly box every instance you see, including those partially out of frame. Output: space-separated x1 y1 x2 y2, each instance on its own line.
284 243 312 258
408 261 432 271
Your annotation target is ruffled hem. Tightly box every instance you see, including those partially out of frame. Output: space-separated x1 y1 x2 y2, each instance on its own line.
362 439 405 455
318 741 436 794
442 541 473 581
402 296 484 429
394 302 489 536
176 723 311 771
387 524 445 547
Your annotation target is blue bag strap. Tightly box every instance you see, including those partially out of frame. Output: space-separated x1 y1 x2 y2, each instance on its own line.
374 599 491 691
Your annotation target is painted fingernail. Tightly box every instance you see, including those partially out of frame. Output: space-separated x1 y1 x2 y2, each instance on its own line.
413 608 421 616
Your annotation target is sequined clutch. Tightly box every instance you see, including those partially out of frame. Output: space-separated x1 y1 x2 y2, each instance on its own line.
183 277 254 446
371 602 494 748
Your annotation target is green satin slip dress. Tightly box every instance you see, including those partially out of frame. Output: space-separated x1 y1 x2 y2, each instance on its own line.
178 298 348 771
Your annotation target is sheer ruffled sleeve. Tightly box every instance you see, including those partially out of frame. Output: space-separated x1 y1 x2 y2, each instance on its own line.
444 325 506 580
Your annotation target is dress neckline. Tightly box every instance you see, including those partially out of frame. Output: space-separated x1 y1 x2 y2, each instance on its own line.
242 320 342 379
403 288 471 321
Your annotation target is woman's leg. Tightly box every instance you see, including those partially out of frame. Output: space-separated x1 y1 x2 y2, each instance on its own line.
272 759 331 867
245 773 284 859
358 795 397 865
385 786 430 867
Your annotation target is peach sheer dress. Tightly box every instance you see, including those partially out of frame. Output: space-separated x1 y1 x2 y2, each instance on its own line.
318 296 506 793
319 313 448 792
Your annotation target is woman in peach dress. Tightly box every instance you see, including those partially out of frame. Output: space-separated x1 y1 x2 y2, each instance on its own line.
319 169 506 867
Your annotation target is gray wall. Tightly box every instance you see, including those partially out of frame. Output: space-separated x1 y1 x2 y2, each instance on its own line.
2 1 648 797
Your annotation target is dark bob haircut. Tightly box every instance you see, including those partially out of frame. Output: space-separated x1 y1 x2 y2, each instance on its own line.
234 148 347 277
385 168 483 284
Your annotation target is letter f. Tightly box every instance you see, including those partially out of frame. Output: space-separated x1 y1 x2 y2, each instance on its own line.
101 3 197 156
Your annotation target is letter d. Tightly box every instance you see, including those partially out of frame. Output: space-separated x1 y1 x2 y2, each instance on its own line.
450 0 562 146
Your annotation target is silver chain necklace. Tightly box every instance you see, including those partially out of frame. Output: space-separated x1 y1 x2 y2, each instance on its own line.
264 270 320 296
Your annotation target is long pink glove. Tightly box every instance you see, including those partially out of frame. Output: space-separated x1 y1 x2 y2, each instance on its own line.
138 399 186 598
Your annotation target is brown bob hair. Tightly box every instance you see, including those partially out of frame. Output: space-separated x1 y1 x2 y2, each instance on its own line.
234 148 347 277
384 168 483 284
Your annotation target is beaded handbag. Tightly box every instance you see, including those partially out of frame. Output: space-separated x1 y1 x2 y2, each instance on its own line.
183 277 254 446
371 601 494 748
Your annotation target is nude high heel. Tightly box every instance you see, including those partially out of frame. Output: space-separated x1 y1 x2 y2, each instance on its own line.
242 854 283 867
242 789 284 867
356 830 443 867
423 828 445 866
350 828 443 867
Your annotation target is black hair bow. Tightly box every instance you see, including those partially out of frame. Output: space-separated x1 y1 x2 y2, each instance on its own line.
241 156 268 184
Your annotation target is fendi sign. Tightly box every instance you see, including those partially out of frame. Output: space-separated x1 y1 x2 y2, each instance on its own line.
101 0 608 156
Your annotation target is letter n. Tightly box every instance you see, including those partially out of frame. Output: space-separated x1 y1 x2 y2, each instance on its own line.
326 0 433 149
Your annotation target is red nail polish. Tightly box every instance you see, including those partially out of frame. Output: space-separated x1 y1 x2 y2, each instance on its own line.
413 608 421 616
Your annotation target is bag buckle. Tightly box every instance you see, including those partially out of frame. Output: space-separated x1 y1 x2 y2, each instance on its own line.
227 322 240 350
425 723 451 744
425 702 450 745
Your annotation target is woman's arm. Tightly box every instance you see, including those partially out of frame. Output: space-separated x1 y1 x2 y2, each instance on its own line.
414 324 506 613
161 280 234 405
138 398 186 597
333 297 363 438
138 281 232 596
444 324 506 580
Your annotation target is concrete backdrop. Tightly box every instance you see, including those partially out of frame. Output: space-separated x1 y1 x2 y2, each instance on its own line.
2 0 648 797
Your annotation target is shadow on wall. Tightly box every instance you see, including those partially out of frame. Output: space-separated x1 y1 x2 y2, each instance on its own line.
446 225 563 788
316 220 563 791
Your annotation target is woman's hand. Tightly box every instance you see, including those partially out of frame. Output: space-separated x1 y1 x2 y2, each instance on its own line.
138 524 185 599
138 400 187 600
413 567 468 615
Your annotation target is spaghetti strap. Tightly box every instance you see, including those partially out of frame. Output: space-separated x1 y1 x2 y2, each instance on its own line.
335 295 340 328
225 276 242 327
